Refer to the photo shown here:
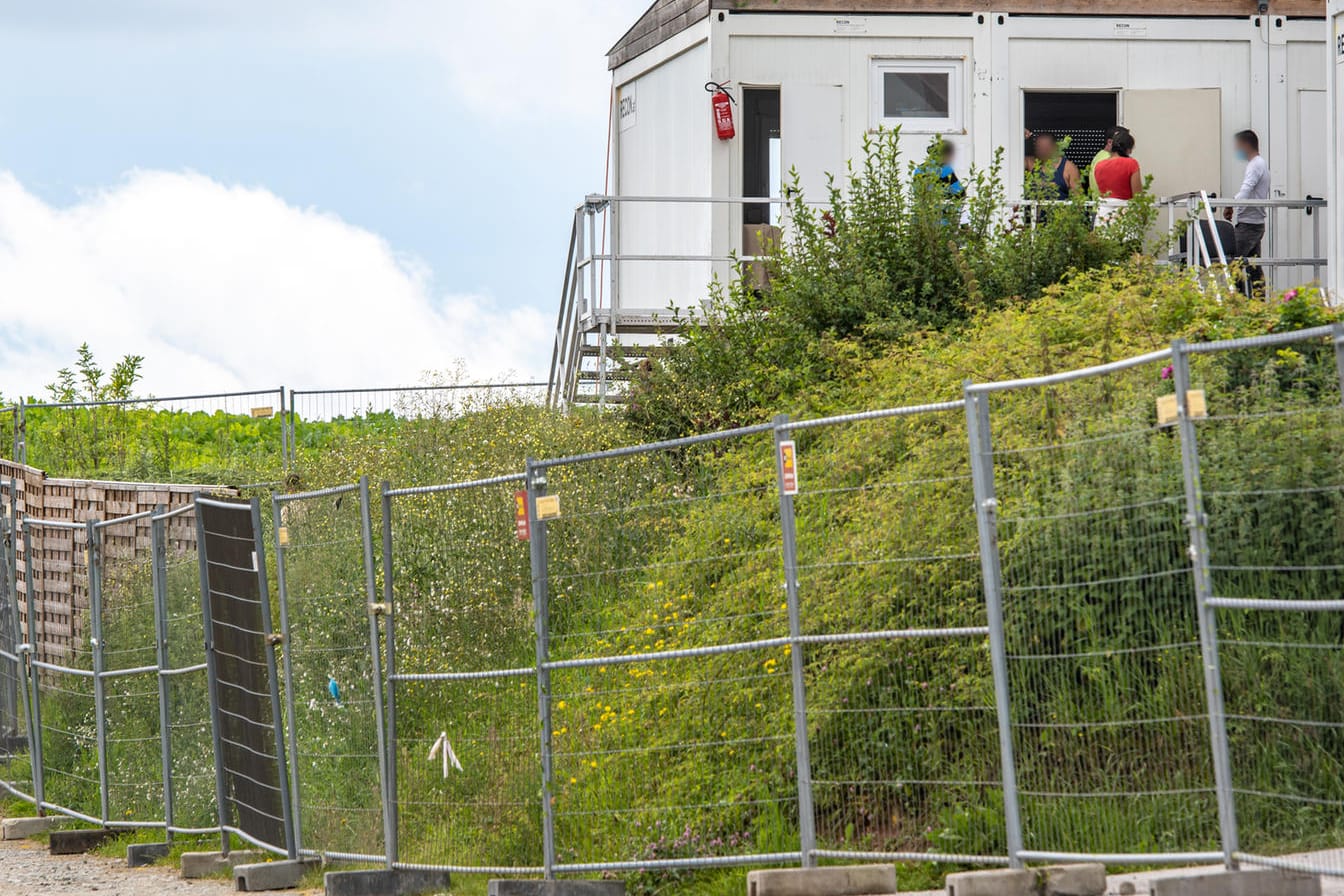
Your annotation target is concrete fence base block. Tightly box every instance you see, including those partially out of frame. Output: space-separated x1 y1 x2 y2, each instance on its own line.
1039 864 1107 896
0 816 59 840
180 850 263 879
946 868 1037 896
126 841 172 868
49 828 117 855
487 881 625 896
325 869 452 896
234 859 312 892
1152 869 1321 896
746 865 898 896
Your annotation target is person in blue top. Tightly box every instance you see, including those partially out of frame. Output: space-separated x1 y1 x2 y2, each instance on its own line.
918 138 964 198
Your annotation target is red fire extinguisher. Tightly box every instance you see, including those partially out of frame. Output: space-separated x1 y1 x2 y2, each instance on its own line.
707 81 736 141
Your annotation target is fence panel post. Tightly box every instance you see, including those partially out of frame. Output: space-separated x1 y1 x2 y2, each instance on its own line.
150 506 176 838
359 477 396 868
1171 339 1239 869
1332 323 1344 408
21 522 44 811
271 493 304 854
379 481 399 865
774 414 817 867
87 519 111 826
526 458 557 879
964 386 1024 869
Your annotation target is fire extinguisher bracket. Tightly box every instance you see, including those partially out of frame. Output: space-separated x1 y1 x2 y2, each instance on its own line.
706 81 736 141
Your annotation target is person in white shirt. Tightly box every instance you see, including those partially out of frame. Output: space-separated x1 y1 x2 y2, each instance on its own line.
1223 129 1269 293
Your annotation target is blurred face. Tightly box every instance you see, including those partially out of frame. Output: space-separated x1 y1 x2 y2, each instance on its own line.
1035 135 1058 158
1234 138 1253 160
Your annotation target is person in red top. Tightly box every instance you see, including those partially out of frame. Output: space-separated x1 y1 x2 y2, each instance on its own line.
1091 131 1142 200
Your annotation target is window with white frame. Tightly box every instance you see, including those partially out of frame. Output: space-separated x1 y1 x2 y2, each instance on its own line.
870 59 963 133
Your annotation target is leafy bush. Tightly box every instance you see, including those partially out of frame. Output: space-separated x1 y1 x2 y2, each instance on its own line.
626 129 1157 440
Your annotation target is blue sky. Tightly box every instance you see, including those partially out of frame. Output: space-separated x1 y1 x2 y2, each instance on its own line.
0 1 647 396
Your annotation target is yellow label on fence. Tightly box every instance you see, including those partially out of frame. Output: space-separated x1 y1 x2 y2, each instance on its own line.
1156 391 1208 426
277 526 290 546
535 495 562 520
250 406 275 418
1186 389 1208 419
1156 394 1179 426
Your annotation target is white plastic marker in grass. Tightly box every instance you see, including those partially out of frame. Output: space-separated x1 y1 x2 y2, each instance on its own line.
428 731 463 778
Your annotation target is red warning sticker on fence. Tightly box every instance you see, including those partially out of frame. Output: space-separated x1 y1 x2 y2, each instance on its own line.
779 440 799 496
514 491 531 542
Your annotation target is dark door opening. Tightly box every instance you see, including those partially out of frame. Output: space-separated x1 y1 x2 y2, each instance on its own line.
1024 91 1119 173
743 88 781 226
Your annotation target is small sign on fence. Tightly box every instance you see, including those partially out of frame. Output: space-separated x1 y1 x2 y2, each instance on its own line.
1156 390 1209 426
779 440 799 496
250 407 275 419
535 495 561 521
514 491 530 542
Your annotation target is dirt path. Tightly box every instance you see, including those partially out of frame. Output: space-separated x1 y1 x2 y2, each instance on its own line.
0 835 232 896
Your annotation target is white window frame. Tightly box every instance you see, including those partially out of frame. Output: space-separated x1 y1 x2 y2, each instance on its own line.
869 58 964 134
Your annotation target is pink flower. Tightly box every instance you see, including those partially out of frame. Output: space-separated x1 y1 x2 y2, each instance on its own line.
1161 365 1174 380
1282 289 1298 304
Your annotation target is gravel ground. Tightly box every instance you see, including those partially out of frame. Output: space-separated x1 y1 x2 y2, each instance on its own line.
0 835 233 896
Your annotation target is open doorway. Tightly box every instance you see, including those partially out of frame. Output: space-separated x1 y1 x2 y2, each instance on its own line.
743 87 781 226
1024 91 1119 173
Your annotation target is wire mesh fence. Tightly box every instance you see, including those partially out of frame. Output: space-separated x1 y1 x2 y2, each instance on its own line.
13 390 288 483
973 352 1226 865
538 427 799 874
383 474 543 874
788 406 1005 867
1184 327 1344 876
1 330 1343 885
274 480 391 862
93 514 165 828
155 504 218 837
286 383 547 468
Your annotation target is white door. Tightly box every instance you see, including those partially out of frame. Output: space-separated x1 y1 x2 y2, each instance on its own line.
781 84 846 208
1121 88 1223 200
1295 89 1328 284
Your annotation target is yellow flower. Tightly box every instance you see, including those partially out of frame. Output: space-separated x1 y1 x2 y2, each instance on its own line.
589 760 598 768
556 700 568 710
569 777 577 784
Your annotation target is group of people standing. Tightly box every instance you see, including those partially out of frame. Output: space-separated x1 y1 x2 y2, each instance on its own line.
1023 126 1270 276
1024 127 1141 210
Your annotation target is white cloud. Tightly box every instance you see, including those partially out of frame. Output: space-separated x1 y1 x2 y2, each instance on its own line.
0 169 551 400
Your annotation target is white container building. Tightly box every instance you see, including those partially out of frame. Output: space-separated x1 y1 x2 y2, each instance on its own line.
551 1 1330 403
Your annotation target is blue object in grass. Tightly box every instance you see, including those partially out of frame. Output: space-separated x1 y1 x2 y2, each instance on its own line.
327 676 342 705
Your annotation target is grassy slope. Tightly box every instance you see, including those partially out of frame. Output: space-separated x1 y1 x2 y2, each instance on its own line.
15 266 1344 894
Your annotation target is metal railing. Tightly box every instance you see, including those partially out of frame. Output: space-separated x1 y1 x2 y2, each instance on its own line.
1160 193 1328 291
547 191 1331 409
2 323 1344 885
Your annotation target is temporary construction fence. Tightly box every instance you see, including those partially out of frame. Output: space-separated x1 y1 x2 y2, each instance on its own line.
0 325 1343 884
1 381 548 484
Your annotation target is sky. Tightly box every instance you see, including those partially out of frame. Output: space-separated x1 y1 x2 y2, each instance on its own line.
0 0 649 399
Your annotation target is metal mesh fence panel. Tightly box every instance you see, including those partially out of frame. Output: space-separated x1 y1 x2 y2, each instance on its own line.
18 390 286 482
0 501 32 803
788 407 1005 868
979 355 1224 864
289 384 545 466
385 476 543 874
539 427 799 874
25 518 104 823
160 507 217 835
274 481 389 861
1185 328 1344 876
94 514 165 827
